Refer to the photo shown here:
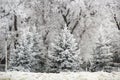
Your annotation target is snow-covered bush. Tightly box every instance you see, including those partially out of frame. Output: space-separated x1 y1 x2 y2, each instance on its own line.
47 25 81 72
80 58 92 72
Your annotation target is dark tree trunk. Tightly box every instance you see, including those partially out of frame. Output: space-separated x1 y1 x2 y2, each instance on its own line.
13 14 18 49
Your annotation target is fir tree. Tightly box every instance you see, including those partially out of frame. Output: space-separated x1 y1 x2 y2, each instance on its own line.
9 32 46 72
47 25 80 72
9 33 34 71
32 32 46 72
91 35 113 72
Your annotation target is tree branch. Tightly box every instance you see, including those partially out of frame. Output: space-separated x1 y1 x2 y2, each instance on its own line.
113 14 120 30
61 8 70 27
71 8 82 34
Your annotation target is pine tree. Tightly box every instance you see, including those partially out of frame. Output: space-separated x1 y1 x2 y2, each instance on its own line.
47 25 80 72
9 32 46 72
32 32 46 72
91 35 113 72
9 33 34 71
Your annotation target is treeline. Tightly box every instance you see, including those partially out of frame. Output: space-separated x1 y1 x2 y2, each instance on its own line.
8 25 120 72
0 0 120 72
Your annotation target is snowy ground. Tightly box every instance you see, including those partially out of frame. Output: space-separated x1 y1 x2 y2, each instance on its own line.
0 72 120 80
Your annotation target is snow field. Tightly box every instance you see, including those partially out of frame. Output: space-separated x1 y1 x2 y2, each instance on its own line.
0 72 120 80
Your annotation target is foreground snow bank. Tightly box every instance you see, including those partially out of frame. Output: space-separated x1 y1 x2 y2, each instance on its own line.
0 72 120 80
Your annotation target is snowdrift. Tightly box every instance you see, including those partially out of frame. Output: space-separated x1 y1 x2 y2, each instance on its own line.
0 72 120 80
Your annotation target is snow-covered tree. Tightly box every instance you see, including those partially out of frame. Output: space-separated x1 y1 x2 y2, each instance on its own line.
91 31 113 72
47 25 80 72
9 32 34 71
32 32 47 72
92 45 113 72
9 32 46 72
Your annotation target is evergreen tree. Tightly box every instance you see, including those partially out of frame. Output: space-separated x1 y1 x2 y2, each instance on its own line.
110 37 120 71
91 36 113 72
47 25 80 72
9 32 46 72
32 32 46 72
9 33 34 71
